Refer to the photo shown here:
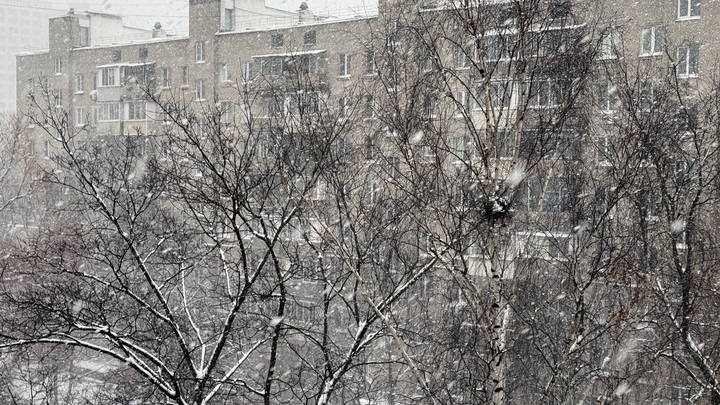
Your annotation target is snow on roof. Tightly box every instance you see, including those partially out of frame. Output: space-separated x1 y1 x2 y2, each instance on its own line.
252 49 326 58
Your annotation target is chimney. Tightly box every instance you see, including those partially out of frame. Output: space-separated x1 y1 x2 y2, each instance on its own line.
298 2 314 23
152 22 167 38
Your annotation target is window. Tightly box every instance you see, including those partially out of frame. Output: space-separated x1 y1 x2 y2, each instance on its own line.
599 27 620 60
266 95 285 117
220 101 232 124
271 34 284 48
363 181 378 205
112 51 122 62
641 26 664 56
54 56 62 74
242 61 254 82
54 90 62 107
596 134 616 164
219 63 232 82
676 44 699 77
338 96 350 119
423 95 438 119
195 41 206 62
100 67 117 86
161 67 171 88
454 89 469 116
365 50 377 75
123 65 152 86
363 95 375 118
98 103 120 121
224 8 234 30
529 79 560 108
388 156 400 180
638 188 661 219
388 20 402 44
43 141 51 158
297 92 319 115
75 107 86 126
485 81 518 109
597 80 618 112
339 53 352 77
196 119 207 138
486 33 517 61
182 66 189 86
260 57 285 75
453 136 471 161
79 27 89 46
338 138 353 163
453 180 479 207
299 54 320 74
522 232 570 261
678 0 700 19
489 129 516 159
195 79 205 100
304 30 316 45
456 44 472 69
127 101 146 120
548 1 571 19
422 52 437 72
676 104 698 135
544 180 571 212
364 136 376 160
639 81 655 110
74 73 84 93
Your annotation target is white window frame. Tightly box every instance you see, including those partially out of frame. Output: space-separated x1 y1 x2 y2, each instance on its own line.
75 107 86 126
100 67 118 87
454 88 469 116
339 53 352 77
79 26 89 46
219 63 232 83
678 0 700 20
54 90 62 107
453 136 472 162
485 32 517 61
338 96 350 119
639 81 656 111
74 73 84 93
54 57 62 75
196 118 207 138
456 44 472 69
641 26 665 56
126 101 146 121
195 41 206 63
98 103 120 121
387 156 400 180
528 79 560 108
486 81 518 110
676 45 699 78
599 27 620 60
182 66 190 86
363 95 375 119
161 67 171 88
219 101 232 124
597 80 618 112
224 8 235 30
365 50 377 75
195 79 206 101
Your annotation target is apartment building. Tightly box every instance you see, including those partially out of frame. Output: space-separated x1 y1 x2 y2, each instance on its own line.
10 0 720 404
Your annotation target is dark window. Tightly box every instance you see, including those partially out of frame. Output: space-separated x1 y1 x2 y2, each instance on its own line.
304 30 316 45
